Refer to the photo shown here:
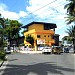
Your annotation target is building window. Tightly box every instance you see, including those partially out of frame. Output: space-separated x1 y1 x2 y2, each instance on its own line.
44 24 50 30
37 35 40 38
44 35 46 37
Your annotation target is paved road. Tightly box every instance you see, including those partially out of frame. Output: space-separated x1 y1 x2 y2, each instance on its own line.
0 53 75 75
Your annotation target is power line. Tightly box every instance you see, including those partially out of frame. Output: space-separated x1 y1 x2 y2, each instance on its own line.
21 0 67 23
24 1 67 20
30 0 58 13
25 0 58 17
38 2 67 15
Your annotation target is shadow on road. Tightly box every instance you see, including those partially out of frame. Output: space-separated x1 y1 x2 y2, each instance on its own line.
7 59 18 61
0 62 75 75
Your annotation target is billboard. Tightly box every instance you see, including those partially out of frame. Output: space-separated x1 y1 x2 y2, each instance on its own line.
37 39 45 44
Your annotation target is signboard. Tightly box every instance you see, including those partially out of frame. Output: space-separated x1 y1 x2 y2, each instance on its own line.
37 39 45 44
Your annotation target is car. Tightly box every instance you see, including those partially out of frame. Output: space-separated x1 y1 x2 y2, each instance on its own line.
64 47 69 53
52 46 63 54
4 46 11 54
5 49 11 54
69 47 74 53
42 47 52 54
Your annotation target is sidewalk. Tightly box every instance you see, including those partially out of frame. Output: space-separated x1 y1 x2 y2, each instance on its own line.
20 50 42 54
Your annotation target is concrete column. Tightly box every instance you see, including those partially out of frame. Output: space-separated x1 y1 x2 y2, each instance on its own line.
35 45 37 51
34 40 37 51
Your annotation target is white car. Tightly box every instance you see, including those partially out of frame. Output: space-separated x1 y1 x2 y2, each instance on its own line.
5 49 11 54
69 47 74 53
42 47 52 54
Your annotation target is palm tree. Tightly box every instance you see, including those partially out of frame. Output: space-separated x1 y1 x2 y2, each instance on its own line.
66 25 75 37
64 0 75 53
65 25 75 52
64 0 75 16
65 14 75 24
62 36 72 44
64 0 75 24
0 14 4 47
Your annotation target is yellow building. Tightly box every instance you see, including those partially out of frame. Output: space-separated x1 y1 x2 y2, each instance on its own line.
22 22 57 51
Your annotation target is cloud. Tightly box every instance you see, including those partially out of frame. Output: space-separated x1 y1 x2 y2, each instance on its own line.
0 3 27 20
26 0 69 40
0 0 69 39
26 0 67 19
19 11 27 18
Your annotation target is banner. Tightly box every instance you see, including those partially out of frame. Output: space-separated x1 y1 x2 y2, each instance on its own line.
37 39 45 44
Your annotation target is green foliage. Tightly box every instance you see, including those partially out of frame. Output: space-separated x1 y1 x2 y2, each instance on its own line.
0 51 6 60
0 31 3 47
65 25 75 37
5 20 22 39
65 14 75 24
26 34 34 46
0 14 23 47
0 14 22 40
62 25 75 44
64 0 75 16
64 0 75 24
62 36 73 44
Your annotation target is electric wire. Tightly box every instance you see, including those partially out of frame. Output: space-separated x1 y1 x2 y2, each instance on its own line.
24 1 67 20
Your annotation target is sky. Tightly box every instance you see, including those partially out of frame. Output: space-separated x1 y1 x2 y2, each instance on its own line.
0 0 73 41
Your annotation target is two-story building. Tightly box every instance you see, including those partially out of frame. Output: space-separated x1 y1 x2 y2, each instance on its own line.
22 22 57 51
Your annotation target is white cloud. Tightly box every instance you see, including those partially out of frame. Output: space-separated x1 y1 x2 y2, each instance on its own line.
0 3 27 20
0 0 69 39
26 0 67 19
2 11 20 20
26 0 69 40
19 11 27 18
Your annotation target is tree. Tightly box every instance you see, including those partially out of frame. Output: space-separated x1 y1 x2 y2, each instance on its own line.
62 36 72 44
65 14 75 24
64 0 75 24
0 14 23 48
65 25 75 37
66 25 75 45
64 0 75 16
0 14 6 47
5 20 22 40
26 34 34 47
64 0 75 53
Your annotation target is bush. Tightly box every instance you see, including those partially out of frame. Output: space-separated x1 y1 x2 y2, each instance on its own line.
0 51 6 60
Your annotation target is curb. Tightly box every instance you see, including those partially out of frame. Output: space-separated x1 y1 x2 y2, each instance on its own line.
0 61 4 67
0 56 7 67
